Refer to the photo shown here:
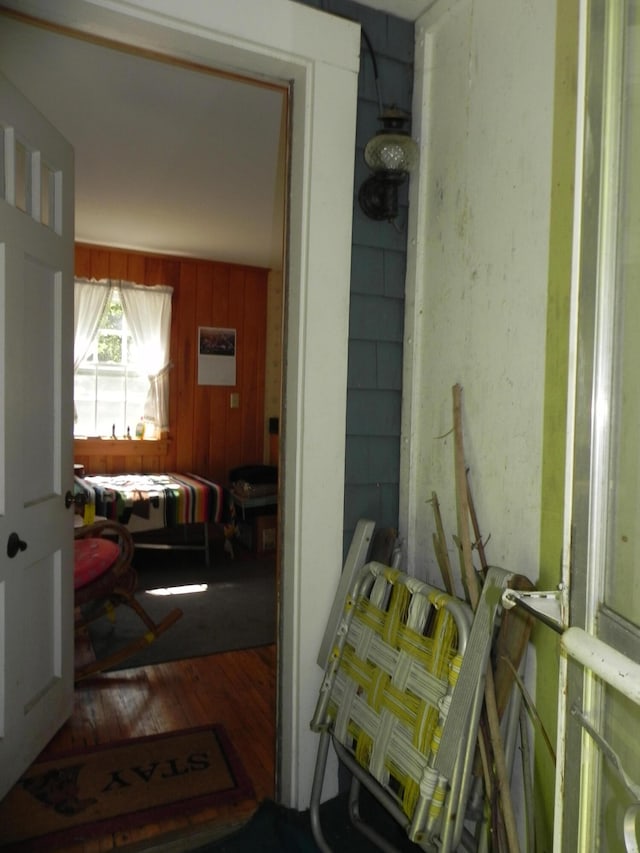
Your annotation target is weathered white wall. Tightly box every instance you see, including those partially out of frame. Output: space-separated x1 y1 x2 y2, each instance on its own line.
402 0 557 591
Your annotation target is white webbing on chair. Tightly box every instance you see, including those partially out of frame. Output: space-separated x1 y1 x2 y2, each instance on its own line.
312 562 476 850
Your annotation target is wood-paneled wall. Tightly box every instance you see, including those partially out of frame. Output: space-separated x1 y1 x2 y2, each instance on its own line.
74 244 269 483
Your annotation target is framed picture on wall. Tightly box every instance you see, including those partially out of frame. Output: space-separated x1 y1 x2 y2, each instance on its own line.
198 326 237 386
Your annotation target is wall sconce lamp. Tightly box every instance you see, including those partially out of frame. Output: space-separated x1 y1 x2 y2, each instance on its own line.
358 107 419 222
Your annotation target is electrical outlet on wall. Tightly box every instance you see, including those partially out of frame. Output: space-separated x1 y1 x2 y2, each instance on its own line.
230 393 240 409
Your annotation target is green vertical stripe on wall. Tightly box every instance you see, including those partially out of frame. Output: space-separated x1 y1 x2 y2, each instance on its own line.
536 1 580 849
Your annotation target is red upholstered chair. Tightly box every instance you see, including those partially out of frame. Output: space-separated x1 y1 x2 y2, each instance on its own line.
74 520 182 680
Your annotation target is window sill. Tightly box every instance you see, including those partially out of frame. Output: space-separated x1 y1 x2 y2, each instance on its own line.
74 437 170 457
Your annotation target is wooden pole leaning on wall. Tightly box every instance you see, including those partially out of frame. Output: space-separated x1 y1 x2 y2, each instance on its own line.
431 491 455 595
452 383 521 853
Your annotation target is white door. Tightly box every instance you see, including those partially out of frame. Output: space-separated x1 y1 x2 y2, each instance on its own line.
558 2 640 849
0 73 74 800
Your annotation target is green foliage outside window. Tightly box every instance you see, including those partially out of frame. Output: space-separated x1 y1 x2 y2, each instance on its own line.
98 333 122 362
102 298 122 330
95 298 134 364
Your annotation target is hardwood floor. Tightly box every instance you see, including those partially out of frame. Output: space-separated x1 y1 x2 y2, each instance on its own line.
37 646 277 852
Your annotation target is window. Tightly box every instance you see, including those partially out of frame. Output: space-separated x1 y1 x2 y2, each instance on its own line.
75 289 147 436
74 278 173 438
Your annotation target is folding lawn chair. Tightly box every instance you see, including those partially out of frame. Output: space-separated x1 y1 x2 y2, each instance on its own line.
310 561 518 852
74 520 182 680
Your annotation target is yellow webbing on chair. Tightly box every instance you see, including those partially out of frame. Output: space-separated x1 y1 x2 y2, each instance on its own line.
327 570 460 826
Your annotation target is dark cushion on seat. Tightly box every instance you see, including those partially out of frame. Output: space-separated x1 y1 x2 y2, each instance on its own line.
229 464 278 485
74 537 120 591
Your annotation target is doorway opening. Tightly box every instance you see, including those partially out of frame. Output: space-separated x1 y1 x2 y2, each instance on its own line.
0 0 359 811
0 11 286 828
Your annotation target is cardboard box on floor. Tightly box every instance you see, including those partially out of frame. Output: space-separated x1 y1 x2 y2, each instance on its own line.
238 513 277 554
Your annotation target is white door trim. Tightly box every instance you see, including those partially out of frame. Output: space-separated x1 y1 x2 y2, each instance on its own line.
398 6 428 573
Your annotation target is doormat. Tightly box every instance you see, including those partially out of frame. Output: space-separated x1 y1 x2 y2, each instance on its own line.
0 725 254 851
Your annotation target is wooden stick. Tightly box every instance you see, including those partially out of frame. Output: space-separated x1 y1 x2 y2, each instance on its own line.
452 384 521 853
431 491 454 595
453 387 476 606
466 466 489 574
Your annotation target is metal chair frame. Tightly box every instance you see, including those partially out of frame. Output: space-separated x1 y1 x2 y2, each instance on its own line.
310 561 491 852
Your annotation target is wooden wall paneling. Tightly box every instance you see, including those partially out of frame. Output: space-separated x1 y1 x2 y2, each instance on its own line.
73 452 92 474
73 244 269 484
74 439 172 476
208 276 228 483
89 247 110 279
206 263 231 482
75 245 91 278
126 252 146 284
84 454 106 475
164 260 181 289
229 267 251 469
213 262 232 321
255 272 267 459
192 261 211 477
108 249 128 280
162 260 181 472
111 455 128 473
215 262 233 482
167 260 183 470
145 255 164 286
241 268 267 465
217 264 238 480
175 260 198 473
218 268 244 480
191 261 214 477
150 453 167 472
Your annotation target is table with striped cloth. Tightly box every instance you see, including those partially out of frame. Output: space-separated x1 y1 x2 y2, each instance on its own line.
74 473 226 563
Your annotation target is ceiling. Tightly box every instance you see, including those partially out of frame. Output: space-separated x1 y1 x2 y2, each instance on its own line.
0 2 427 270
0 14 287 269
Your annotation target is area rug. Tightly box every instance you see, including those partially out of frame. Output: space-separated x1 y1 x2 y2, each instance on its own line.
0 725 254 851
87 553 276 670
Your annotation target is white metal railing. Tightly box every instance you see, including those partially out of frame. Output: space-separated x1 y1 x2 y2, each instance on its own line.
503 587 640 852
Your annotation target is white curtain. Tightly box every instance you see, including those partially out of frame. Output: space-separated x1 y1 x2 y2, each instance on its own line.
119 281 173 432
74 278 113 422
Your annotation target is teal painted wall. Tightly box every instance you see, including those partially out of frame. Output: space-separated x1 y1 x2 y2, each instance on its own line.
297 0 414 555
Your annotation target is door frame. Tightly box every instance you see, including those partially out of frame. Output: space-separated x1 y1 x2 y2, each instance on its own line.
3 0 360 809
555 0 638 846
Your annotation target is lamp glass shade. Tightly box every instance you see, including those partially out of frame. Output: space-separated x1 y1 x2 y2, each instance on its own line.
364 132 418 174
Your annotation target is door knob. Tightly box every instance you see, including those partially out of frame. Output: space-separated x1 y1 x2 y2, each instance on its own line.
65 490 85 509
7 532 27 558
